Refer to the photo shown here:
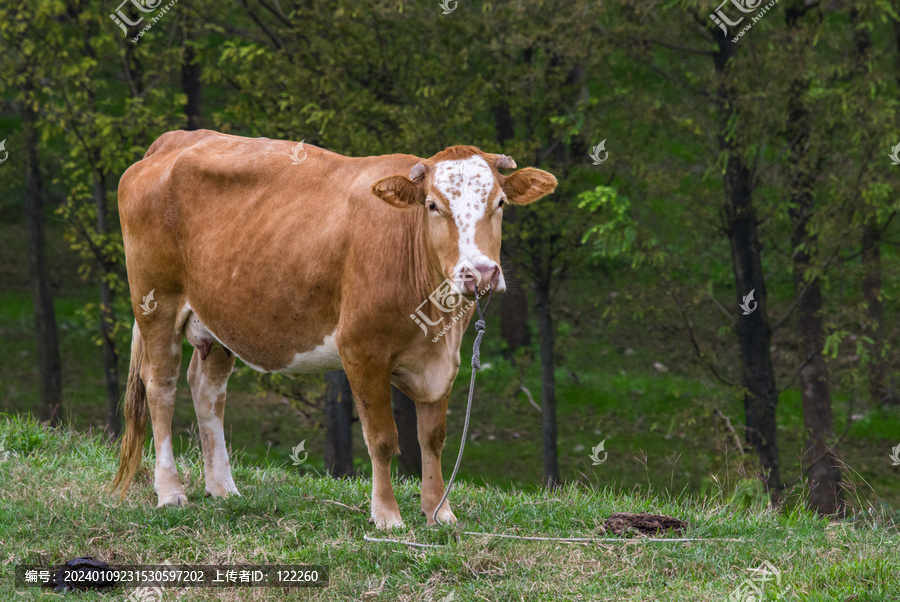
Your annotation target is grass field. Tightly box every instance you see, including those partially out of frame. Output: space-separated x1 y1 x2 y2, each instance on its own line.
1 415 899 601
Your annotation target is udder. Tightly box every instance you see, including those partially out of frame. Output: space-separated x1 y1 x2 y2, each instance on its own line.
183 311 230 360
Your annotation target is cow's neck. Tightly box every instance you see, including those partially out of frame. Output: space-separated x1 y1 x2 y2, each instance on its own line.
359 194 470 347
403 208 446 302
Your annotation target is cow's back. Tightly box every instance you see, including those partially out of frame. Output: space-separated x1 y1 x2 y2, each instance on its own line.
119 130 421 372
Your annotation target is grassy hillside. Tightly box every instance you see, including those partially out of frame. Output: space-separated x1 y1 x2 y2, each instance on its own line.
1 416 898 601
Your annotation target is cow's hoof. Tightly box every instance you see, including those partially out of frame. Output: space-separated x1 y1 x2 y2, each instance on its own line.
426 508 457 526
369 515 405 530
205 484 240 498
157 492 188 508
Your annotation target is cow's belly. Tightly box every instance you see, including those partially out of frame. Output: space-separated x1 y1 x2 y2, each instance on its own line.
276 333 343 374
182 307 343 374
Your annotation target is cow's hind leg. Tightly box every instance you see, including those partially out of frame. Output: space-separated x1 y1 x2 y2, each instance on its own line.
186 347 239 498
344 363 403 529
416 394 457 525
141 326 187 507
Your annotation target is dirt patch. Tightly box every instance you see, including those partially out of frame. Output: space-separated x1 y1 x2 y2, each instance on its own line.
603 512 687 537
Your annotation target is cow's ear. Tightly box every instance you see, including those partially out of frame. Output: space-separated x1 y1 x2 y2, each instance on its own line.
501 168 558 205
372 175 425 209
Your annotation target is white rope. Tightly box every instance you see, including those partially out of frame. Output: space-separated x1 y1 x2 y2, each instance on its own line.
363 534 446 548
463 532 743 543
362 532 742 548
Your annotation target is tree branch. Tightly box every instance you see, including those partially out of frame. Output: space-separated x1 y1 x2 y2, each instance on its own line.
705 291 736 327
714 409 745 455
664 297 736 387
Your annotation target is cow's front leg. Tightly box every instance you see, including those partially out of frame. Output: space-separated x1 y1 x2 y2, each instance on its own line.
344 363 403 529
416 394 457 525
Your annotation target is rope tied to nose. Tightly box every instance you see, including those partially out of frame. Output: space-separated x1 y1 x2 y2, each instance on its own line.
433 285 492 526
471 314 487 370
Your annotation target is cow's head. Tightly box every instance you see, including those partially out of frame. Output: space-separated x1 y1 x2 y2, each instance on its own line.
372 146 557 296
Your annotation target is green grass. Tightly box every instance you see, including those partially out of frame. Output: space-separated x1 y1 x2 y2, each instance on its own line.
1 415 898 600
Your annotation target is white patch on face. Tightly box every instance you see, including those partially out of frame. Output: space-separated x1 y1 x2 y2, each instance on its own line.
433 155 495 273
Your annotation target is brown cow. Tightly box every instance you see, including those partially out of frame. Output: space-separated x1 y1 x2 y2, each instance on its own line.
111 130 556 528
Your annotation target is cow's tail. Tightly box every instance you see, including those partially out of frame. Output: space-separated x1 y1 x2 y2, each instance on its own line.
111 321 148 499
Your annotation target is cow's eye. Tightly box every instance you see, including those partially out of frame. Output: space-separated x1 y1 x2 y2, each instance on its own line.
498 198 506 207
428 201 438 211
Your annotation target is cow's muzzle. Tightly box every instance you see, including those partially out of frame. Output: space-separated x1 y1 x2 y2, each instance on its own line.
459 262 501 296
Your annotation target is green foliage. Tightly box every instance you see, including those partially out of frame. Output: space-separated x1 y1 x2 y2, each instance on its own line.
578 185 662 268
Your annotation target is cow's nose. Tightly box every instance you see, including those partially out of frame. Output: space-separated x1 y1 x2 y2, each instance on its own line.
461 263 500 295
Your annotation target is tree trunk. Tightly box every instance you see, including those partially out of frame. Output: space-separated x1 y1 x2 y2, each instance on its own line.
853 7 893 404
392 386 422 476
862 221 889 403
500 258 530 354
500 210 531 354
788 158 843 515
493 99 531 355
534 276 560 488
94 171 121 439
23 88 63 426
181 20 202 131
784 3 843 516
713 38 781 502
324 370 354 477
793 270 843 515
726 176 781 502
